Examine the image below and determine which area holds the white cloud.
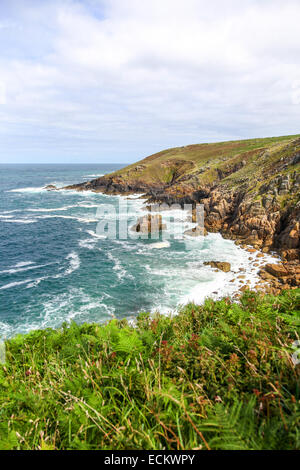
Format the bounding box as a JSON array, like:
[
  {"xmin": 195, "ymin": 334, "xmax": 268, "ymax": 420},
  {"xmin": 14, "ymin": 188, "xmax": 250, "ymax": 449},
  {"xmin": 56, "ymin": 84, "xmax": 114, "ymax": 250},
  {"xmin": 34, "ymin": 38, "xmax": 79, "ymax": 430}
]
[
  {"xmin": 0, "ymin": 0, "xmax": 300, "ymax": 162},
  {"xmin": 292, "ymin": 80, "xmax": 300, "ymax": 105},
  {"xmin": 0, "ymin": 81, "xmax": 6, "ymax": 104}
]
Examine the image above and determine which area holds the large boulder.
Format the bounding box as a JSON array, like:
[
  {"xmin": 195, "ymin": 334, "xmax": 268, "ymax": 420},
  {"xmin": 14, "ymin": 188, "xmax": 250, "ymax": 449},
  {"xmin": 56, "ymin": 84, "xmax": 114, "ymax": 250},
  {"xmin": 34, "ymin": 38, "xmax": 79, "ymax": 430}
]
[
  {"xmin": 131, "ymin": 214, "xmax": 166, "ymax": 234},
  {"xmin": 259, "ymin": 261, "xmax": 300, "ymax": 289},
  {"xmin": 204, "ymin": 261, "xmax": 231, "ymax": 273},
  {"xmin": 264, "ymin": 264, "xmax": 289, "ymax": 278}
]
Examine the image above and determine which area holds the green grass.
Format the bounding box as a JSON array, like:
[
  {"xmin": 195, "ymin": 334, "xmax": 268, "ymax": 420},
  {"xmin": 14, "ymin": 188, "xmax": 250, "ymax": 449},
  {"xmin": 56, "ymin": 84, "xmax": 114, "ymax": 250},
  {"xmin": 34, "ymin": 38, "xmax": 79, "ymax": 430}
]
[
  {"xmin": 109, "ymin": 134, "xmax": 300, "ymax": 187},
  {"xmin": 0, "ymin": 290, "xmax": 299, "ymax": 450}
]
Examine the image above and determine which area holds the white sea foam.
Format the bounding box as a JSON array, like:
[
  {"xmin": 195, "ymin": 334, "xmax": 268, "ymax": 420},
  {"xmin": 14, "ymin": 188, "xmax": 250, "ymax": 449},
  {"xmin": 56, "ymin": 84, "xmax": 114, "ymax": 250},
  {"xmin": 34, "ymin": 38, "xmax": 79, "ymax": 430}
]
[
  {"xmin": 107, "ymin": 252, "xmax": 132, "ymax": 282},
  {"xmin": 25, "ymin": 275, "xmax": 51, "ymax": 288},
  {"xmin": 78, "ymin": 229, "xmax": 106, "ymax": 250},
  {"xmin": 127, "ymin": 193, "xmax": 146, "ymax": 199},
  {"xmin": 15, "ymin": 261, "xmax": 34, "ymax": 268},
  {"xmin": 148, "ymin": 241, "xmax": 171, "ymax": 249},
  {"xmin": 1, "ymin": 218, "xmax": 37, "ymax": 224},
  {"xmin": 58, "ymin": 189, "xmax": 98, "ymax": 197},
  {"xmin": 0, "ymin": 288, "xmax": 114, "ymax": 338},
  {"xmin": 83, "ymin": 174, "xmax": 104, "ymax": 178},
  {"xmin": 179, "ymin": 236, "xmax": 279, "ymax": 305},
  {"xmin": 86, "ymin": 230, "xmax": 107, "ymax": 239},
  {"xmin": 77, "ymin": 204, "xmax": 101, "ymax": 209},
  {"xmin": 0, "ymin": 279, "xmax": 34, "ymax": 290},
  {"xmin": 0, "ymin": 210, "xmax": 20, "ymax": 214},
  {"xmin": 0, "ymin": 262, "xmax": 48, "ymax": 275},
  {"xmin": 27, "ymin": 206, "xmax": 73, "ymax": 212},
  {"xmin": 78, "ymin": 238, "xmax": 97, "ymax": 250},
  {"xmin": 35, "ymin": 214, "xmax": 98, "ymax": 223},
  {"xmin": 6, "ymin": 187, "xmax": 45, "ymax": 193},
  {"xmin": 40, "ymin": 288, "xmax": 115, "ymax": 328},
  {"xmin": 64, "ymin": 252, "xmax": 81, "ymax": 276}
]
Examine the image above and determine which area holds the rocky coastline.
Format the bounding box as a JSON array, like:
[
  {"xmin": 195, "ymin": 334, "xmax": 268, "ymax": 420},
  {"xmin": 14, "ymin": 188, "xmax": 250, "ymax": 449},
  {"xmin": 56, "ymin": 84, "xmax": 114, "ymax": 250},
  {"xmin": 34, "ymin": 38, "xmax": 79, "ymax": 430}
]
[{"xmin": 49, "ymin": 135, "xmax": 300, "ymax": 296}]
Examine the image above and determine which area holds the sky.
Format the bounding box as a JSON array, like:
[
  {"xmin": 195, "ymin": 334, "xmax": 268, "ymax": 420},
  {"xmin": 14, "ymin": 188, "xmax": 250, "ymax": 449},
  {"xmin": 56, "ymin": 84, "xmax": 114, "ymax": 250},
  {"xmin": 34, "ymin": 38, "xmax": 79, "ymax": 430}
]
[{"xmin": 0, "ymin": 0, "xmax": 300, "ymax": 164}]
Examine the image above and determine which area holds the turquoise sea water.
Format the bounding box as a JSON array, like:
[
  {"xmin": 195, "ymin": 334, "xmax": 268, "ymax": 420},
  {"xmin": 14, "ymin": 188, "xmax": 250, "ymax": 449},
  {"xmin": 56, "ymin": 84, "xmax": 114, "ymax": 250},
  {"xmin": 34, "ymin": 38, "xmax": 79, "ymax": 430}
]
[{"xmin": 0, "ymin": 164, "xmax": 276, "ymax": 338}]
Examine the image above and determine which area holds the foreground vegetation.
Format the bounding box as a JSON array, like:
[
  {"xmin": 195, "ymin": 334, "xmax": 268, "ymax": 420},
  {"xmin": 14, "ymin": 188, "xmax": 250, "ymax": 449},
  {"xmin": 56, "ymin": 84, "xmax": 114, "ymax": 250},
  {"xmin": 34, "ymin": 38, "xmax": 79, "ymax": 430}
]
[{"xmin": 0, "ymin": 290, "xmax": 299, "ymax": 450}]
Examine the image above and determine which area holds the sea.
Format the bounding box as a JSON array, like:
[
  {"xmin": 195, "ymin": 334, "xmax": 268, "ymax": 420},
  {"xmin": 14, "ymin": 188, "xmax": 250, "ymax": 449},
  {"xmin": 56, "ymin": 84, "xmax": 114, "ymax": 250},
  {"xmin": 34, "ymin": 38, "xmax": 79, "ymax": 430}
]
[{"xmin": 0, "ymin": 164, "xmax": 278, "ymax": 338}]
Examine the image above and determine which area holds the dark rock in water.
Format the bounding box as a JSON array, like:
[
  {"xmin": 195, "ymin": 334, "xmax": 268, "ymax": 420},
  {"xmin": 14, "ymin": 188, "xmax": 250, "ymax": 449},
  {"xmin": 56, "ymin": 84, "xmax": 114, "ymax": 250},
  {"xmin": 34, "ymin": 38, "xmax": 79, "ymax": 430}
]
[
  {"xmin": 131, "ymin": 214, "xmax": 166, "ymax": 234},
  {"xmin": 204, "ymin": 261, "xmax": 231, "ymax": 273},
  {"xmin": 45, "ymin": 185, "xmax": 58, "ymax": 191}
]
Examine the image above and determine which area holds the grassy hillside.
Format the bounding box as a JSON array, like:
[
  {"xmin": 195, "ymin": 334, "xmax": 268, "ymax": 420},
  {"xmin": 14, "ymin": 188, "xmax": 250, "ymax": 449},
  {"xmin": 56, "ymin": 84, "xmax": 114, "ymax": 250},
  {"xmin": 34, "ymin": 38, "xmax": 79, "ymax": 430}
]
[
  {"xmin": 1, "ymin": 289, "xmax": 299, "ymax": 450},
  {"xmin": 109, "ymin": 134, "xmax": 300, "ymax": 188}
]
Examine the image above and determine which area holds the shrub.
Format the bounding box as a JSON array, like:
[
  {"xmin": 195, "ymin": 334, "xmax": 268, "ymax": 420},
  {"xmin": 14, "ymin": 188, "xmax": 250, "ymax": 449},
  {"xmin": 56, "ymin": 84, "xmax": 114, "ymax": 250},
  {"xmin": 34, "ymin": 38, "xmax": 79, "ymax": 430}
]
[{"xmin": 0, "ymin": 289, "xmax": 299, "ymax": 450}]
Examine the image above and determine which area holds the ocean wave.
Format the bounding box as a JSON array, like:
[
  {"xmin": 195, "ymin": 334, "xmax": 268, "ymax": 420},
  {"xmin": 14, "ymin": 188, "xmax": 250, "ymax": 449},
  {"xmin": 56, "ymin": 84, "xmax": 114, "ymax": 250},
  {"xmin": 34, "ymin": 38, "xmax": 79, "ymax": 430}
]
[
  {"xmin": 26, "ymin": 276, "xmax": 49, "ymax": 289},
  {"xmin": 78, "ymin": 238, "xmax": 97, "ymax": 250},
  {"xmin": 41, "ymin": 288, "xmax": 115, "ymax": 327},
  {"xmin": 107, "ymin": 252, "xmax": 132, "ymax": 282},
  {"xmin": 77, "ymin": 204, "xmax": 102, "ymax": 209},
  {"xmin": 58, "ymin": 189, "xmax": 98, "ymax": 197},
  {"xmin": 27, "ymin": 206, "xmax": 75, "ymax": 212},
  {"xmin": 0, "ymin": 288, "xmax": 115, "ymax": 337},
  {"xmin": 6, "ymin": 187, "xmax": 46, "ymax": 193},
  {"xmin": 82, "ymin": 174, "xmax": 104, "ymax": 178},
  {"xmin": 148, "ymin": 241, "xmax": 171, "ymax": 249},
  {"xmin": 0, "ymin": 262, "xmax": 49, "ymax": 275},
  {"xmin": 0, "ymin": 218, "xmax": 37, "ymax": 224},
  {"xmin": 0, "ymin": 279, "xmax": 34, "ymax": 290},
  {"xmin": 64, "ymin": 252, "xmax": 80, "ymax": 276},
  {"xmin": 86, "ymin": 230, "xmax": 107, "ymax": 239},
  {"xmin": 35, "ymin": 214, "xmax": 99, "ymax": 223},
  {"xmin": 15, "ymin": 261, "xmax": 34, "ymax": 268}
]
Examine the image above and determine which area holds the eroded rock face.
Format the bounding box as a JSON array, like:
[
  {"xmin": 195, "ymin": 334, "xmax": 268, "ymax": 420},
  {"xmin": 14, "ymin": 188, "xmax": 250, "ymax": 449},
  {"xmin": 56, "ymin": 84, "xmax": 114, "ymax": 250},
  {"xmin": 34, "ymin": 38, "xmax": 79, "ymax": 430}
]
[
  {"xmin": 204, "ymin": 261, "xmax": 231, "ymax": 273},
  {"xmin": 131, "ymin": 214, "xmax": 167, "ymax": 234}
]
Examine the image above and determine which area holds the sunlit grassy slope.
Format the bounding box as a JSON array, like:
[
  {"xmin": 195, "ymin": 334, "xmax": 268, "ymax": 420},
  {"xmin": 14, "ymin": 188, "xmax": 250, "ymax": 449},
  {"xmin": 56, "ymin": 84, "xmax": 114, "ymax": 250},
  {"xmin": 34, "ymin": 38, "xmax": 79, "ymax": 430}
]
[{"xmin": 109, "ymin": 134, "xmax": 300, "ymax": 188}]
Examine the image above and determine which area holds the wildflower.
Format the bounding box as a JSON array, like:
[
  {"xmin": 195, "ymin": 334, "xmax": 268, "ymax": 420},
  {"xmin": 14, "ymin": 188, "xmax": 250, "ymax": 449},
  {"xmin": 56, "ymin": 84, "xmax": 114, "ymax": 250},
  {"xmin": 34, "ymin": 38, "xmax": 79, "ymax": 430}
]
[{"xmin": 229, "ymin": 353, "xmax": 239, "ymax": 363}]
